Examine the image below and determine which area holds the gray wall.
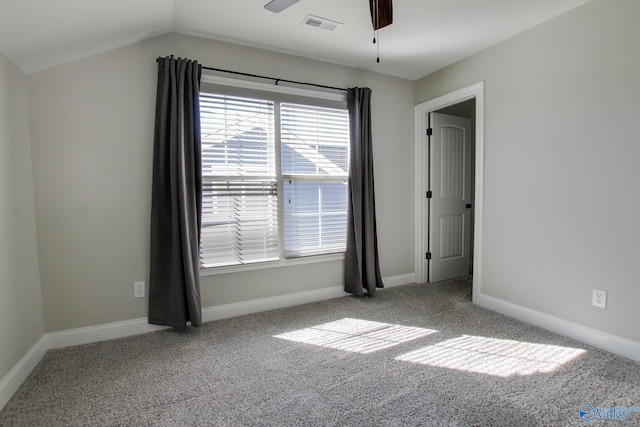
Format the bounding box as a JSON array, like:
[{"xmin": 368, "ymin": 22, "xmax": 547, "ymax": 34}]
[
  {"xmin": 416, "ymin": 0, "xmax": 640, "ymax": 343},
  {"xmin": 28, "ymin": 33, "xmax": 416, "ymax": 332},
  {"xmin": 0, "ymin": 53, "xmax": 44, "ymax": 380}
]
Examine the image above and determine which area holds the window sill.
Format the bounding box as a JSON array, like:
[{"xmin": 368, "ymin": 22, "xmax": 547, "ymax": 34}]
[{"xmin": 199, "ymin": 252, "xmax": 345, "ymax": 277}]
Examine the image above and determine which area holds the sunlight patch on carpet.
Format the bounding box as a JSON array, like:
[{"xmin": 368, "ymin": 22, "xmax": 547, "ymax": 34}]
[
  {"xmin": 274, "ymin": 318, "xmax": 438, "ymax": 354},
  {"xmin": 395, "ymin": 335, "xmax": 587, "ymax": 377}
]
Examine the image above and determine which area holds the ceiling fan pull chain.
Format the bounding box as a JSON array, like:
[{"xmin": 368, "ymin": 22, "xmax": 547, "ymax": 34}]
[
  {"xmin": 373, "ymin": 0, "xmax": 378, "ymax": 45},
  {"xmin": 369, "ymin": 0, "xmax": 390, "ymax": 63}
]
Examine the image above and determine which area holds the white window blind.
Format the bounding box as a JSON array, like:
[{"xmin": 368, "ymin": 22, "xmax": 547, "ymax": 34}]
[
  {"xmin": 199, "ymin": 93, "xmax": 279, "ymax": 268},
  {"xmin": 281, "ymin": 103, "xmax": 350, "ymax": 257}
]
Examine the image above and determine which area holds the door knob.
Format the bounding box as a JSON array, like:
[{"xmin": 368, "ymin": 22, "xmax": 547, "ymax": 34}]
[{"xmin": 466, "ymin": 203, "xmax": 473, "ymax": 209}]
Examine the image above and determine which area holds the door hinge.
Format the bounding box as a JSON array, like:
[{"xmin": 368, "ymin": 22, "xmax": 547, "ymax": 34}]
[
  {"xmin": 426, "ymin": 190, "xmax": 432, "ymax": 199},
  {"xmin": 426, "ymin": 128, "xmax": 433, "ymax": 136},
  {"xmin": 426, "ymin": 252, "xmax": 432, "ymax": 260}
]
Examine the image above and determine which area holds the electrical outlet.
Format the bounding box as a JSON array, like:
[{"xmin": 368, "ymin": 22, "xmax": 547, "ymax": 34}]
[
  {"xmin": 592, "ymin": 288, "xmax": 607, "ymax": 308},
  {"xmin": 134, "ymin": 281, "xmax": 145, "ymax": 298}
]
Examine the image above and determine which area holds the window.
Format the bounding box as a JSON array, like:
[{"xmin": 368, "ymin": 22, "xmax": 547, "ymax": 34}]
[{"xmin": 199, "ymin": 85, "xmax": 349, "ymax": 269}]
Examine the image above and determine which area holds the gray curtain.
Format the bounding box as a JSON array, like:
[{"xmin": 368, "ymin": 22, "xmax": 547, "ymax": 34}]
[
  {"xmin": 344, "ymin": 87, "xmax": 384, "ymax": 296},
  {"xmin": 148, "ymin": 56, "xmax": 203, "ymax": 328}
]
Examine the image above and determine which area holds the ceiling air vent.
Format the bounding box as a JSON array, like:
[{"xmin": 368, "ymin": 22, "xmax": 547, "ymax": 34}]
[{"xmin": 302, "ymin": 15, "xmax": 342, "ymax": 32}]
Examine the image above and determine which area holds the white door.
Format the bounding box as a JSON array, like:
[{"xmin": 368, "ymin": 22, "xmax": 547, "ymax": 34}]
[{"xmin": 428, "ymin": 112, "xmax": 472, "ymax": 282}]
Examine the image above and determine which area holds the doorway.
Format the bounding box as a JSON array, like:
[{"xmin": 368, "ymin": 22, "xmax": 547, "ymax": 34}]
[{"xmin": 413, "ymin": 83, "xmax": 485, "ymax": 301}]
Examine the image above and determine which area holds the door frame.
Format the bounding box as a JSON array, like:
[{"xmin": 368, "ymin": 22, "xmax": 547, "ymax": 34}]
[{"xmin": 413, "ymin": 82, "xmax": 485, "ymax": 303}]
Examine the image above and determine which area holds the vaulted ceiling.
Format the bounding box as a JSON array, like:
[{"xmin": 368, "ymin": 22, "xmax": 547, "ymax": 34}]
[{"xmin": 0, "ymin": 0, "xmax": 591, "ymax": 80}]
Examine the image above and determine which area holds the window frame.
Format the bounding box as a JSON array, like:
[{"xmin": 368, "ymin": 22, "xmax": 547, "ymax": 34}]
[{"xmin": 199, "ymin": 74, "xmax": 349, "ymax": 275}]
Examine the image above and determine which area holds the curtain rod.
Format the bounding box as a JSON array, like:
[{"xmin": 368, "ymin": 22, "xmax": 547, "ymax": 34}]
[{"xmin": 156, "ymin": 57, "xmax": 348, "ymax": 92}]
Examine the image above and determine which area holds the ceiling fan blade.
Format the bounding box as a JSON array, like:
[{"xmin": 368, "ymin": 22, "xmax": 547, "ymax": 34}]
[
  {"xmin": 264, "ymin": 0, "xmax": 301, "ymax": 13},
  {"xmin": 369, "ymin": 0, "xmax": 393, "ymax": 30}
]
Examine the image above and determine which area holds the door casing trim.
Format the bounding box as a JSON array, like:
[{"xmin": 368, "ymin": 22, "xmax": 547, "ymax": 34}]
[{"xmin": 413, "ymin": 82, "xmax": 485, "ymax": 303}]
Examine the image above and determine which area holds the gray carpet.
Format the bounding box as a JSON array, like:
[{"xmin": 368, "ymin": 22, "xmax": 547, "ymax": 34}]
[{"xmin": 2, "ymin": 277, "xmax": 639, "ymax": 426}]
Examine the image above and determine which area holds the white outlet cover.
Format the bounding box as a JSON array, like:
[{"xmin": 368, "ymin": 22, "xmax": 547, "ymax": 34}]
[
  {"xmin": 134, "ymin": 281, "xmax": 145, "ymax": 298},
  {"xmin": 592, "ymin": 288, "xmax": 607, "ymax": 308}
]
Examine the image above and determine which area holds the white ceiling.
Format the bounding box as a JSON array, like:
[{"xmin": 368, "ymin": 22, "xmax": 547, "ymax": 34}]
[{"xmin": 0, "ymin": 0, "xmax": 591, "ymax": 80}]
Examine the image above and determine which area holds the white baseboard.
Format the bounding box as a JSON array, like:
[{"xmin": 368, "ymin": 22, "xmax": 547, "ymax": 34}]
[
  {"xmin": 6, "ymin": 274, "xmax": 636, "ymax": 412},
  {"xmin": 202, "ymin": 272, "xmax": 416, "ymax": 322},
  {"xmin": 46, "ymin": 272, "xmax": 416, "ymax": 350},
  {"xmin": 47, "ymin": 318, "xmax": 169, "ymax": 350},
  {"xmin": 0, "ymin": 336, "xmax": 48, "ymax": 411},
  {"xmin": 203, "ymin": 285, "xmax": 346, "ymax": 322},
  {"xmin": 383, "ymin": 272, "xmax": 415, "ymax": 288},
  {"xmin": 475, "ymin": 292, "xmax": 640, "ymax": 363},
  {"xmin": 10, "ymin": 274, "xmax": 637, "ymax": 412},
  {"xmin": 1, "ymin": 272, "xmax": 416, "ymax": 410}
]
